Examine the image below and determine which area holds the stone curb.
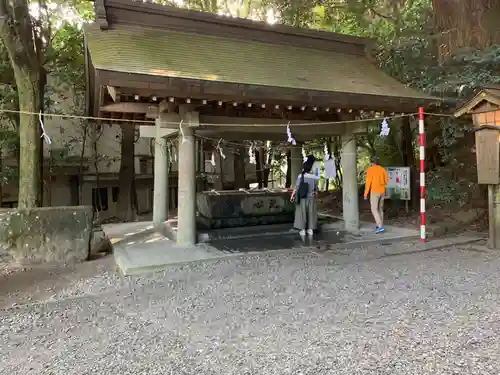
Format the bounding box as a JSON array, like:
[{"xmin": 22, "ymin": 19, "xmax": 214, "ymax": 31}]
[{"xmin": 115, "ymin": 232, "xmax": 483, "ymax": 276}]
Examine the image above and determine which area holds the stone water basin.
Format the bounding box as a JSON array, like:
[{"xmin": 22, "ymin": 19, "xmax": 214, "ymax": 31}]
[{"xmin": 196, "ymin": 188, "xmax": 294, "ymax": 229}]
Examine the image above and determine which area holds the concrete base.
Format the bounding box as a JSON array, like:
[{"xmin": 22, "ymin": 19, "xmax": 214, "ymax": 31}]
[
  {"xmin": 166, "ymin": 215, "xmax": 339, "ymax": 242},
  {"xmin": 114, "ymin": 235, "xmax": 226, "ymax": 275},
  {"xmin": 111, "ymin": 218, "xmax": 483, "ymax": 276},
  {"xmin": 102, "ymin": 221, "xmax": 157, "ymax": 246}
]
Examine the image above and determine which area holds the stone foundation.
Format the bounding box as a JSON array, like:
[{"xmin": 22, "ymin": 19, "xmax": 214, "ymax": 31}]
[
  {"xmin": 196, "ymin": 189, "xmax": 294, "ymax": 229},
  {"xmin": 0, "ymin": 206, "xmax": 94, "ymax": 265}
]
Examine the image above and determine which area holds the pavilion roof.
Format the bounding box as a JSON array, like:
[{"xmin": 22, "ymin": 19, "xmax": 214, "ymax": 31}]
[
  {"xmin": 85, "ymin": 23, "xmax": 432, "ymax": 104},
  {"xmin": 85, "ymin": 0, "xmax": 439, "ymax": 115}
]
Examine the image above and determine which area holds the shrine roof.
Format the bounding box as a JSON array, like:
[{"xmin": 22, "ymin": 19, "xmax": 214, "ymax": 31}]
[
  {"xmin": 454, "ymin": 86, "xmax": 500, "ymax": 117},
  {"xmin": 85, "ymin": 0, "xmax": 437, "ymax": 111}
]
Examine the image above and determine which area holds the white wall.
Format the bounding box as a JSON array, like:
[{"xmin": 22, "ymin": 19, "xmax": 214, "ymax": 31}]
[
  {"xmin": 43, "ymin": 176, "xmax": 73, "ymax": 207},
  {"xmin": 94, "ymin": 123, "xmax": 121, "ymax": 174},
  {"xmin": 43, "ymin": 76, "xmax": 93, "ymax": 160}
]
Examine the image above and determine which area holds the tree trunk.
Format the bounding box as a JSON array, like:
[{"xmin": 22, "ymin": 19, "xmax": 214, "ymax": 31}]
[
  {"xmin": 92, "ymin": 123, "xmax": 103, "ymax": 213},
  {"xmin": 286, "ymin": 150, "xmax": 292, "ymax": 188},
  {"xmin": 1, "ymin": 0, "xmax": 45, "ymax": 208},
  {"xmin": 432, "ymin": 0, "xmax": 500, "ymax": 60},
  {"xmin": 262, "ymin": 154, "xmax": 270, "ymax": 188},
  {"xmin": 333, "ymin": 137, "xmax": 342, "ymax": 189},
  {"xmin": 0, "ymin": 146, "xmax": 3, "ymax": 207},
  {"xmin": 233, "ymin": 146, "xmax": 246, "ymax": 189},
  {"xmin": 401, "ymin": 117, "xmax": 415, "ymax": 168},
  {"xmin": 255, "ymin": 149, "xmax": 263, "ymax": 188},
  {"xmin": 217, "ymin": 152, "xmax": 225, "ymax": 189},
  {"xmin": 263, "ymin": 168, "xmax": 270, "ymax": 188},
  {"xmin": 400, "ymin": 117, "xmax": 418, "ymax": 210},
  {"xmin": 45, "ymin": 149, "xmax": 53, "ymax": 206},
  {"xmin": 258, "ymin": 149, "xmax": 271, "ymax": 188},
  {"xmin": 116, "ymin": 124, "xmax": 137, "ymax": 221},
  {"xmin": 17, "ymin": 71, "xmax": 43, "ymax": 208}
]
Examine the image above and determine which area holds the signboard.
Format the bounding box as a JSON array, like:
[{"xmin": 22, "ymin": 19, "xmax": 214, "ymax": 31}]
[{"xmin": 384, "ymin": 167, "xmax": 410, "ymax": 200}]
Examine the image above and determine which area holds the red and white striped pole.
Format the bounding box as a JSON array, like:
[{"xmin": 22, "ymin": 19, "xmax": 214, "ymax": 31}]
[{"xmin": 418, "ymin": 107, "xmax": 426, "ymax": 242}]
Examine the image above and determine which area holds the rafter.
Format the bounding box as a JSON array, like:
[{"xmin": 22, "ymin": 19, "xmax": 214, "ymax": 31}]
[{"xmin": 107, "ymin": 86, "xmax": 120, "ymax": 102}]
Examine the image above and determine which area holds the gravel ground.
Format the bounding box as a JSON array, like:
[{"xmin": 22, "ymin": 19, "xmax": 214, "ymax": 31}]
[{"xmin": 1, "ymin": 242, "xmax": 500, "ymax": 375}]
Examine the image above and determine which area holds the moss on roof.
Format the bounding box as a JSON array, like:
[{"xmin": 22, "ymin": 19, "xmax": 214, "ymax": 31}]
[{"xmin": 85, "ymin": 24, "xmax": 431, "ymax": 100}]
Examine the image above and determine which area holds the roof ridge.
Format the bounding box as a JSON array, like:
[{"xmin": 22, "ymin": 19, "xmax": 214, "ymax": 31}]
[
  {"xmin": 95, "ymin": 0, "xmax": 370, "ymax": 55},
  {"xmin": 91, "ymin": 23, "xmax": 364, "ymax": 55}
]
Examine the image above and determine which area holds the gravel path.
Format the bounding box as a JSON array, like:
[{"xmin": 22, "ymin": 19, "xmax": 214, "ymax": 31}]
[{"xmin": 1, "ymin": 242, "xmax": 500, "ymax": 375}]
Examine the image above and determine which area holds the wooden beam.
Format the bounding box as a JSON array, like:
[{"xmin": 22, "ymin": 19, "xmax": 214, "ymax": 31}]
[
  {"xmin": 199, "ymin": 115, "xmax": 324, "ymax": 126},
  {"xmin": 139, "ymin": 125, "xmax": 177, "ymax": 138},
  {"xmin": 205, "ymin": 125, "xmax": 346, "ymax": 135},
  {"xmin": 100, "ymin": 102, "xmax": 158, "ymax": 116},
  {"xmin": 199, "ymin": 116, "xmax": 362, "ymax": 135},
  {"xmin": 140, "ymin": 114, "xmax": 368, "ymax": 135},
  {"xmin": 147, "ymin": 106, "xmax": 159, "ymax": 119},
  {"xmin": 98, "ymin": 104, "xmax": 368, "ymax": 135},
  {"xmin": 98, "ymin": 69, "xmax": 439, "ymax": 113},
  {"xmin": 195, "ymin": 130, "xmax": 298, "ymax": 141},
  {"xmin": 194, "ymin": 129, "xmax": 367, "ymax": 141},
  {"xmin": 95, "ymin": 0, "xmax": 109, "ymax": 30},
  {"xmin": 107, "ymin": 86, "xmax": 120, "ymax": 102},
  {"xmin": 94, "ymin": 83, "xmax": 105, "ymax": 121}
]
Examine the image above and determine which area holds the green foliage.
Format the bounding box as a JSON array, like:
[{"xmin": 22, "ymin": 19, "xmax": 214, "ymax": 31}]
[
  {"xmin": 0, "ymin": 125, "xmax": 19, "ymax": 185},
  {"xmin": 0, "ymin": 43, "xmax": 18, "ymax": 128},
  {"xmin": 263, "ymin": 0, "xmax": 318, "ymax": 27},
  {"xmin": 0, "ymin": 0, "xmax": 92, "ymax": 207},
  {"xmin": 426, "ymin": 171, "xmax": 471, "ymax": 206},
  {"xmin": 48, "ymin": 23, "xmax": 86, "ymax": 92},
  {"xmin": 0, "ymin": 126, "xmax": 18, "ymax": 151},
  {"xmin": 309, "ymin": 0, "xmax": 490, "ymax": 207},
  {"xmin": 159, "ymin": 0, "xmax": 262, "ymax": 19},
  {"xmin": 431, "ymin": 117, "xmax": 473, "ymax": 163},
  {"xmin": 0, "ymin": 42, "xmax": 19, "ymax": 184},
  {"xmin": 430, "ymin": 44, "xmax": 500, "ymax": 96}
]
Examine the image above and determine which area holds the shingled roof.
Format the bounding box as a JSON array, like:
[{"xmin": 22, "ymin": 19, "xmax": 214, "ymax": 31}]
[
  {"xmin": 86, "ymin": 0, "xmax": 437, "ymax": 112},
  {"xmin": 86, "ymin": 24, "xmax": 431, "ymax": 101}
]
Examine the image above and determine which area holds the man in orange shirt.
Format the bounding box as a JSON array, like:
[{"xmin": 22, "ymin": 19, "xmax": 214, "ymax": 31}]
[{"xmin": 364, "ymin": 155, "xmax": 388, "ymax": 233}]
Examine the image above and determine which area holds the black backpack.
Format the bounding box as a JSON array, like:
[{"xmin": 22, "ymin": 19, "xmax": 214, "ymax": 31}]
[{"xmin": 296, "ymin": 172, "xmax": 309, "ymax": 203}]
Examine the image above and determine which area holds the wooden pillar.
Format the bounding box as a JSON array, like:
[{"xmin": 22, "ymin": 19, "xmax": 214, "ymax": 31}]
[{"xmin": 474, "ymin": 126, "xmax": 500, "ymax": 248}]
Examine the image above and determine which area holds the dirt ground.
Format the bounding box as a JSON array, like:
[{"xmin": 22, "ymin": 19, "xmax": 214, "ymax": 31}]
[
  {"xmin": 316, "ymin": 191, "xmax": 488, "ymax": 232},
  {"xmin": 0, "ymin": 255, "xmax": 114, "ymax": 309}
]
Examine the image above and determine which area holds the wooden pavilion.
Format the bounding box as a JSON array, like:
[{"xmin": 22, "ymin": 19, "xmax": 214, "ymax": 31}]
[{"xmin": 85, "ymin": 0, "xmax": 436, "ymax": 245}]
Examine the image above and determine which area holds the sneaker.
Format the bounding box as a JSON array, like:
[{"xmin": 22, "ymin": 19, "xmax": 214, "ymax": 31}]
[
  {"xmin": 376, "ymin": 227, "xmax": 385, "ymax": 233},
  {"xmin": 375, "ymin": 226, "xmax": 380, "ymax": 232},
  {"xmin": 306, "ymin": 229, "xmax": 314, "ymax": 236},
  {"xmin": 299, "ymin": 230, "xmax": 306, "ymax": 236}
]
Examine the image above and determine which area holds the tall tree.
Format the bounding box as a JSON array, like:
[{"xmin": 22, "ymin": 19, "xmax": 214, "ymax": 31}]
[
  {"xmin": 184, "ymin": 0, "xmax": 260, "ymax": 18},
  {"xmin": 432, "ymin": 0, "xmax": 500, "ymax": 59},
  {"xmin": 233, "ymin": 146, "xmax": 246, "ymax": 189},
  {"xmin": 1, "ymin": 0, "xmax": 93, "ymax": 208},
  {"xmin": 263, "ymin": 0, "xmax": 318, "ymax": 26},
  {"xmin": 0, "ymin": 0, "xmax": 47, "ymax": 207},
  {"xmin": 116, "ymin": 123, "xmax": 137, "ymax": 221}
]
